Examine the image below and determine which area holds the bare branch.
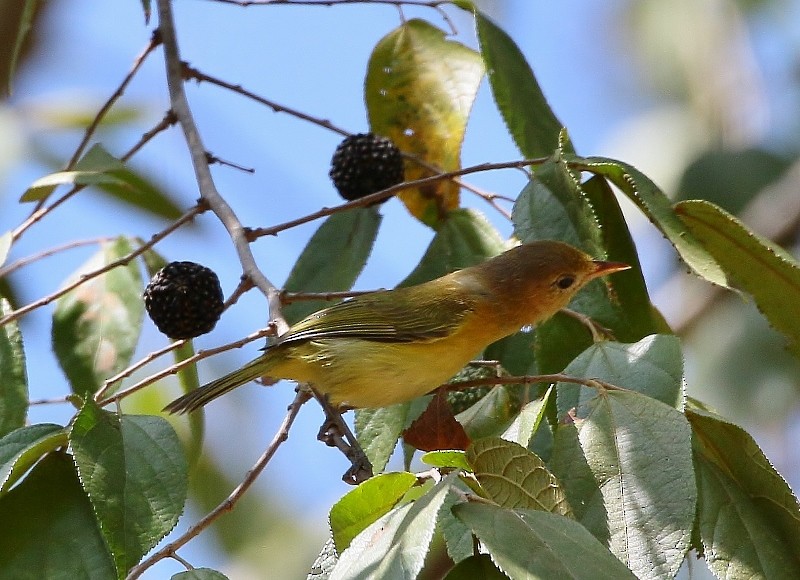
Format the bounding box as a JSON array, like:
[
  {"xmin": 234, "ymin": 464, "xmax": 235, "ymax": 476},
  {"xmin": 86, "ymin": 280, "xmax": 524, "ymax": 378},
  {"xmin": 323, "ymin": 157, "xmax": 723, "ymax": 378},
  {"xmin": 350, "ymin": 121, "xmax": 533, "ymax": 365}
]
[{"xmin": 156, "ymin": 0, "xmax": 288, "ymax": 333}]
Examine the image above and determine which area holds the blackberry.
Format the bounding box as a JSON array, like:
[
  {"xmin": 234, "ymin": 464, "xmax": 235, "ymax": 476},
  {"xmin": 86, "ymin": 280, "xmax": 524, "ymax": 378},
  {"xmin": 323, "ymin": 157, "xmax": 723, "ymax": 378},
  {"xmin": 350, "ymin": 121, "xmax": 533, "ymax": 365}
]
[
  {"xmin": 144, "ymin": 261, "xmax": 224, "ymax": 339},
  {"xmin": 447, "ymin": 386, "xmax": 492, "ymax": 415},
  {"xmin": 329, "ymin": 133, "xmax": 404, "ymax": 201}
]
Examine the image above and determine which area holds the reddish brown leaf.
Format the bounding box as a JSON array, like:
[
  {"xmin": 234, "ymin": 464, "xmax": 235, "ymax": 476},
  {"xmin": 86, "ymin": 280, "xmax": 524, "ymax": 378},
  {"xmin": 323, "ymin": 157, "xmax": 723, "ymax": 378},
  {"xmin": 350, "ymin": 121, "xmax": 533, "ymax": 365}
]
[{"xmin": 403, "ymin": 390, "xmax": 471, "ymax": 452}]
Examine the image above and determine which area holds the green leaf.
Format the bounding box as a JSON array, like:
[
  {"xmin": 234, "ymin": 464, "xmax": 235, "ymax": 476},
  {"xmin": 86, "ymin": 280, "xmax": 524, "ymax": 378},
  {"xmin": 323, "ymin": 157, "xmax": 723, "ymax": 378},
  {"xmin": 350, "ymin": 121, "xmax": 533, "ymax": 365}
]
[
  {"xmin": 0, "ymin": 298, "xmax": 27, "ymax": 436},
  {"xmin": 0, "ymin": 451, "xmax": 116, "ymax": 579},
  {"xmin": 453, "ymin": 503, "xmax": 636, "ymax": 579},
  {"xmin": 329, "ymin": 471, "xmax": 418, "ymax": 553},
  {"xmin": 172, "ymin": 569, "xmax": 229, "ymax": 580},
  {"xmin": 444, "ymin": 554, "xmax": 507, "ymax": 579},
  {"xmin": 581, "ymin": 175, "xmax": 670, "ymax": 340},
  {"xmin": 4, "ymin": 0, "xmax": 39, "ymax": 96},
  {"xmin": 677, "ymin": 148, "xmax": 791, "ymax": 215},
  {"xmin": 309, "ymin": 537, "xmax": 338, "ymax": 580},
  {"xmin": 366, "ymin": 19, "xmax": 484, "ymax": 226},
  {"xmin": 688, "ymin": 408, "xmax": 800, "ymax": 575},
  {"xmin": 675, "ymin": 199, "xmax": 800, "ymax": 357},
  {"xmin": 501, "ymin": 386, "xmax": 552, "ymax": 448},
  {"xmin": 556, "ymin": 334, "xmax": 684, "ymax": 417},
  {"xmin": 52, "ymin": 236, "xmax": 143, "ymax": 397},
  {"xmin": 282, "ymin": 207, "xmax": 382, "ymax": 324},
  {"xmin": 554, "ymin": 390, "xmax": 695, "ymax": 579},
  {"xmin": 473, "ymin": 11, "xmax": 569, "ymax": 158},
  {"xmin": 420, "ymin": 450, "xmax": 471, "ymax": 471},
  {"xmin": 521, "ymin": 155, "xmax": 603, "ymax": 255},
  {"xmin": 354, "ymin": 404, "xmax": 409, "ymax": 473},
  {"xmin": 569, "ymin": 155, "xmax": 729, "ymax": 287},
  {"xmin": 22, "ymin": 144, "xmax": 183, "ymax": 219},
  {"xmin": 400, "ymin": 208, "xmax": 505, "ymax": 287},
  {"xmin": 0, "ymin": 423, "xmax": 67, "ymax": 495},
  {"xmin": 70, "ymin": 400, "xmax": 187, "ymax": 578},
  {"xmin": 330, "ymin": 475, "xmax": 454, "ymax": 579},
  {"xmin": 455, "ymin": 385, "xmax": 518, "ymax": 440},
  {"xmin": 467, "ymin": 437, "xmax": 572, "ymax": 516}
]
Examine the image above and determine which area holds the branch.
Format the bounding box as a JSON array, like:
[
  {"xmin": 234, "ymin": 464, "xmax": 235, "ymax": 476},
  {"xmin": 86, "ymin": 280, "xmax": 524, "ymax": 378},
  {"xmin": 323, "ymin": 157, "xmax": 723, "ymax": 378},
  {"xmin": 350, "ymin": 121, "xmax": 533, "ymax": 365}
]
[
  {"xmin": 124, "ymin": 388, "xmax": 310, "ymax": 579},
  {"xmin": 250, "ymin": 157, "xmax": 548, "ymax": 238},
  {"xmin": 97, "ymin": 326, "xmax": 275, "ymax": 407},
  {"xmin": 446, "ymin": 373, "xmax": 624, "ymax": 393},
  {"xmin": 0, "ymin": 204, "xmax": 205, "ymax": 328},
  {"xmin": 156, "ymin": 0, "xmax": 288, "ymax": 333},
  {"xmin": 11, "ymin": 111, "xmax": 177, "ymax": 243}
]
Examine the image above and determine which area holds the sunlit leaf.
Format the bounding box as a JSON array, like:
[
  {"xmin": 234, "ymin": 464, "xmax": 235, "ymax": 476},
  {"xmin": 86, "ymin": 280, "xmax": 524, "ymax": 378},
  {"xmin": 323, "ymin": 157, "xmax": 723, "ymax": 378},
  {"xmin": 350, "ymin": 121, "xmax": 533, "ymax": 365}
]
[
  {"xmin": 366, "ymin": 19, "xmax": 484, "ymax": 226},
  {"xmin": 0, "ymin": 423, "xmax": 66, "ymax": 495},
  {"xmin": 472, "ymin": 10, "xmax": 569, "ymax": 158},
  {"xmin": 282, "ymin": 207, "xmax": 381, "ymax": 324},
  {"xmin": 676, "ymin": 199, "xmax": 800, "ymax": 358},
  {"xmin": 329, "ymin": 471, "xmax": 417, "ymax": 552},
  {"xmin": 70, "ymin": 400, "xmax": 187, "ymax": 578},
  {"xmin": 581, "ymin": 175, "xmax": 670, "ymax": 340},
  {"xmin": 556, "ymin": 334, "xmax": 684, "ymax": 417},
  {"xmin": 330, "ymin": 475, "xmax": 454, "ymax": 579},
  {"xmin": 420, "ymin": 450, "xmax": 470, "ymax": 471},
  {"xmin": 22, "ymin": 144, "xmax": 183, "ymax": 219},
  {"xmin": 0, "ymin": 451, "xmax": 116, "ymax": 578},
  {"xmin": 467, "ymin": 437, "xmax": 572, "ymax": 516},
  {"xmin": 0, "ymin": 298, "xmax": 27, "ymax": 436},
  {"xmin": 354, "ymin": 404, "xmax": 410, "ymax": 474},
  {"xmin": 52, "ymin": 236, "xmax": 143, "ymax": 397},
  {"xmin": 567, "ymin": 155, "xmax": 729, "ymax": 287},
  {"xmin": 688, "ymin": 407, "xmax": 800, "ymax": 575},
  {"xmin": 454, "ymin": 503, "xmax": 636, "ymax": 579},
  {"xmin": 171, "ymin": 569, "xmax": 229, "ymax": 580},
  {"xmin": 551, "ymin": 389, "xmax": 695, "ymax": 579},
  {"xmin": 501, "ymin": 386, "xmax": 552, "ymax": 448}
]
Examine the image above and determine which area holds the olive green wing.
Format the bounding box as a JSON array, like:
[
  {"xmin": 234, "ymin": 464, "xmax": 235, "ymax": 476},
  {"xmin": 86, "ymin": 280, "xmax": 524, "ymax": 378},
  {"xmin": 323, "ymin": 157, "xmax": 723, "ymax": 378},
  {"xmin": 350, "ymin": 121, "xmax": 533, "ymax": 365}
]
[{"xmin": 278, "ymin": 282, "xmax": 477, "ymax": 345}]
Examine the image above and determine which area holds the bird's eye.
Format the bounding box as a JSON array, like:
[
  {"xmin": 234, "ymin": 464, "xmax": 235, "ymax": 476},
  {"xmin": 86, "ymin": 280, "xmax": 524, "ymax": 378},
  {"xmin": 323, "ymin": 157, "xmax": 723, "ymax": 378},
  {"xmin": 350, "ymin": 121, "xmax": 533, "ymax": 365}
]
[{"xmin": 555, "ymin": 275, "xmax": 575, "ymax": 290}]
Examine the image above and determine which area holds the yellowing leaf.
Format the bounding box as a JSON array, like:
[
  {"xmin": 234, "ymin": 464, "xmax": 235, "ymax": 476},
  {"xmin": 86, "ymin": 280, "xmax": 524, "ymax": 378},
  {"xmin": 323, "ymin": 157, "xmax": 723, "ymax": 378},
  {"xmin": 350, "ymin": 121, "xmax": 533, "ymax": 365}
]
[{"xmin": 366, "ymin": 19, "xmax": 484, "ymax": 227}]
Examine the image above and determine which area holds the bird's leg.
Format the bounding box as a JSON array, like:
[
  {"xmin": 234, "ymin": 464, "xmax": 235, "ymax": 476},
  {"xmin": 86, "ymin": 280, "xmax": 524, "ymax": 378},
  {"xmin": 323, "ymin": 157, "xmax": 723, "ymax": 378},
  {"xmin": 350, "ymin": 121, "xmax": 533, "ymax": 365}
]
[{"xmin": 308, "ymin": 386, "xmax": 373, "ymax": 485}]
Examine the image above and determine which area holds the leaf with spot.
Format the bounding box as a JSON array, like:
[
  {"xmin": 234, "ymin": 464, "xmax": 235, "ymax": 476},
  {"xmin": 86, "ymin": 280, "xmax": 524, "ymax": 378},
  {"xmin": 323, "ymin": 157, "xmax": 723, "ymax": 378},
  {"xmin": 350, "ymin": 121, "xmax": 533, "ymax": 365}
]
[{"xmin": 366, "ymin": 19, "xmax": 484, "ymax": 226}]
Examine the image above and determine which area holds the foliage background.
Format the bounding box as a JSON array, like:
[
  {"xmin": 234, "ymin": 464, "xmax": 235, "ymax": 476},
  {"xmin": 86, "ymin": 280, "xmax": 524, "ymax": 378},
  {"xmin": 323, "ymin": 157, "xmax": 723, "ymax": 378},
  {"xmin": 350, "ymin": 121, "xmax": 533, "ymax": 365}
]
[{"xmin": 1, "ymin": 0, "xmax": 799, "ymax": 577}]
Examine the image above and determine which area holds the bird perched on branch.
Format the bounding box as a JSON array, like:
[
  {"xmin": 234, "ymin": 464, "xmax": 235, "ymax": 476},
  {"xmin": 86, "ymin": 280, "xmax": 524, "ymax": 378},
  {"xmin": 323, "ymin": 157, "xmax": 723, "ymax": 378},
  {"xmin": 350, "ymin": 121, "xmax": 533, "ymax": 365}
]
[{"xmin": 165, "ymin": 240, "xmax": 628, "ymax": 414}]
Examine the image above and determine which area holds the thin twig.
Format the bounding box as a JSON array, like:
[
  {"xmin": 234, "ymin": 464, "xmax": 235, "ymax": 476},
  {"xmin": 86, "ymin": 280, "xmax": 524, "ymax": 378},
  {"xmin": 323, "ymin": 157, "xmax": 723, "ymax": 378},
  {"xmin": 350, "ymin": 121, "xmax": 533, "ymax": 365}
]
[
  {"xmin": 250, "ymin": 157, "xmax": 548, "ymax": 238},
  {"xmin": 446, "ymin": 373, "xmax": 624, "ymax": 393},
  {"xmin": 185, "ymin": 64, "xmax": 512, "ymax": 220},
  {"xmin": 0, "ymin": 204, "xmax": 205, "ymax": 328},
  {"xmin": 94, "ymin": 276, "xmax": 256, "ymax": 402},
  {"xmin": 97, "ymin": 326, "xmax": 275, "ymax": 407},
  {"xmin": 0, "ymin": 237, "xmax": 113, "ymax": 278},
  {"xmin": 184, "ymin": 64, "xmax": 350, "ymax": 137},
  {"xmin": 67, "ymin": 32, "xmax": 163, "ymax": 170},
  {"xmin": 12, "ymin": 111, "xmax": 177, "ymax": 243},
  {"xmin": 157, "ymin": 0, "xmax": 287, "ymax": 333},
  {"xmin": 280, "ymin": 288, "xmax": 382, "ymax": 304},
  {"xmin": 124, "ymin": 388, "xmax": 310, "ymax": 580}
]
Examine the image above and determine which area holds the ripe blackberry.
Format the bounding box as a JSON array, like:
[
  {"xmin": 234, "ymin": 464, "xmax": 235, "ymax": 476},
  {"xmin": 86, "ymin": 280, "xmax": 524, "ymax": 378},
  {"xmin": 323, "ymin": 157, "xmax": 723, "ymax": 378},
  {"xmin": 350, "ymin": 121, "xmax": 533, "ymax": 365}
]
[
  {"xmin": 144, "ymin": 261, "xmax": 224, "ymax": 340},
  {"xmin": 329, "ymin": 133, "xmax": 404, "ymax": 201}
]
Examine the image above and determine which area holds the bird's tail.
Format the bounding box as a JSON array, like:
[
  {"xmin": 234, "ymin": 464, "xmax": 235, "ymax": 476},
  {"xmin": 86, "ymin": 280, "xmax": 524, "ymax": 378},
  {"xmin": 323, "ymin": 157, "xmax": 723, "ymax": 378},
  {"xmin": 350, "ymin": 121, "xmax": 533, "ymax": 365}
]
[{"xmin": 163, "ymin": 355, "xmax": 272, "ymax": 415}]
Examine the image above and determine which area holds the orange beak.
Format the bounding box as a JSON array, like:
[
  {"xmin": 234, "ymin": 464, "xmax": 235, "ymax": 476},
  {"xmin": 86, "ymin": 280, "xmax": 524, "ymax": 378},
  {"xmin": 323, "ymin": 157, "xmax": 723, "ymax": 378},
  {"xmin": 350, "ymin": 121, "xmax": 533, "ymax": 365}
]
[{"xmin": 588, "ymin": 260, "xmax": 630, "ymax": 280}]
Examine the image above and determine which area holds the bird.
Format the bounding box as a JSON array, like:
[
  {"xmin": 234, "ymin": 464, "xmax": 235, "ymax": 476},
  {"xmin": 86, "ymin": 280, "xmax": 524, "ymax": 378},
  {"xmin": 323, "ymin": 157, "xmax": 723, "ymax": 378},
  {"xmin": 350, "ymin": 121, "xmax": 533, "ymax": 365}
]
[{"xmin": 164, "ymin": 240, "xmax": 629, "ymax": 414}]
